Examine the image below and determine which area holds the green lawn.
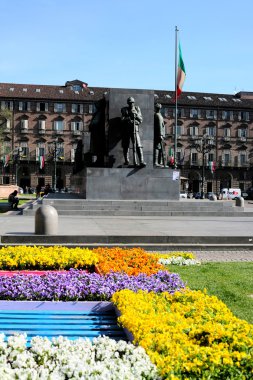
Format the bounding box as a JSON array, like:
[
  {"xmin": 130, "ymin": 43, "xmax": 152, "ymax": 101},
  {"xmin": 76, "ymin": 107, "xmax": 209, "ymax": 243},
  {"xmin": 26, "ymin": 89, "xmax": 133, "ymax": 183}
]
[{"xmin": 168, "ymin": 262, "xmax": 253, "ymax": 324}]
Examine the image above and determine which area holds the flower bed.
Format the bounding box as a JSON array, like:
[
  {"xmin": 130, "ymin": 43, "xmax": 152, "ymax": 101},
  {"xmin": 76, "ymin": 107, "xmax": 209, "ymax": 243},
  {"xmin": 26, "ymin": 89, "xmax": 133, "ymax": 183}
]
[
  {"xmin": 112, "ymin": 289, "xmax": 253, "ymax": 379},
  {"xmin": 0, "ymin": 246, "xmax": 98, "ymax": 270},
  {"xmin": 0, "ymin": 334, "xmax": 158, "ymax": 379},
  {"xmin": 1, "ymin": 246, "xmax": 252, "ymax": 378},
  {"xmin": 0, "ymin": 270, "xmax": 185, "ymax": 301},
  {"xmin": 93, "ymin": 247, "xmax": 164, "ymax": 275}
]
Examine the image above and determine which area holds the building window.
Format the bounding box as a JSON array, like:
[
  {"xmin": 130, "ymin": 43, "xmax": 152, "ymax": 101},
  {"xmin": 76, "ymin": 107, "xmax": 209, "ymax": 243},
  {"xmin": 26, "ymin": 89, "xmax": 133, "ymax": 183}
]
[
  {"xmin": 190, "ymin": 109, "xmax": 201, "ymax": 118},
  {"xmin": 161, "ymin": 107, "xmax": 170, "ymax": 117},
  {"xmin": 71, "ymin": 121, "xmax": 83, "ymax": 131},
  {"xmin": 72, "ymin": 85, "xmax": 81, "ymax": 92},
  {"xmin": 190, "ymin": 126, "xmax": 198, "ymax": 136},
  {"xmin": 173, "ymin": 125, "xmax": 182, "ymax": 135},
  {"xmin": 54, "ymin": 120, "xmax": 64, "ymax": 131},
  {"xmin": 240, "ymin": 153, "xmax": 246, "ymax": 165},
  {"xmin": 238, "ymin": 128, "xmax": 247, "ymax": 138},
  {"xmin": 206, "ymin": 110, "xmax": 217, "ymax": 120},
  {"xmin": 71, "ymin": 104, "xmax": 83, "ymax": 113},
  {"xmin": 223, "ymin": 152, "xmax": 230, "ymax": 165},
  {"xmin": 36, "ymin": 144, "xmax": 45, "ymax": 161},
  {"xmin": 18, "ymin": 102, "xmax": 31, "ymax": 111},
  {"xmin": 20, "ymin": 143, "xmax": 29, "ymax": 159},
  {"xmin": 222, "ymin": 110, "xmax": 233, "ymax": 120},
  {"xmin": 1, "ymin": 101, "xmax": 13, "ymax": 110},
  {"xmin": 21, "ymin": 119, "xmax": 28, "ymax": 130},
  {"xmin": 173, "ymin": 108, "xmax": 185, "ymax": 118},
  {"xmin": 54, "ymin": 103, "xmax": 66, "ymax": 113},
  {"xmin": 224, "ymin": 127, "xmax": 231, "ymax": 137},
  {"xmin": 238, "ymin": 111, "xmax": 250, "ymax": 121},
  {"xmin": 83, "ymin": 103, "xmax": 96, "ymax": 114},
  {"xmin": 36, "ymin": 102, "xmax": 48, "ymax": 112},
  {"xmin": 57, "ymin": 144, "xmax": 64, "ymax": 161},
  {"xmin": 208, "ymin": 153, "xmax": 214, "ymax": 162},
  {"xmin": 191, "ymin": 152, "xmax": 198, "ymax": 164},
  {"xmin": 38, "ymin": 119, "xmax": 46, "ymax": 130},
  {"xmin": 206, "ymin": 126, "xmax": 215, "ymax": 136}
]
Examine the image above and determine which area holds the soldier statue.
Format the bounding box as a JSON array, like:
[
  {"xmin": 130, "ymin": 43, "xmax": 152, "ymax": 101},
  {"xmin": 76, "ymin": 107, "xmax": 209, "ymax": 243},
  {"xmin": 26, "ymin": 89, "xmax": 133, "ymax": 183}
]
[
  {"xmin": 154, "ymin": 103, "xmax": 166, "ymax": 167},
  {"xmin": 121, "ymin": 97, "xmax": 146, "ymax": 167}
]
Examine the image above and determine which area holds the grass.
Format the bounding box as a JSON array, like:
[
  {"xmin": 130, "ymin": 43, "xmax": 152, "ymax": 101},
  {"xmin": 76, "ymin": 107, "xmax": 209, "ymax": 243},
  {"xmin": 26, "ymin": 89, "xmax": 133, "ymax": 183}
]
[
  {"xmin": 168, "ymin": 262, "xmax": 253, "ymax": 324},
  {"xmin": 0, "ymin": 197, "xmax": 35, "ymax": 213}
]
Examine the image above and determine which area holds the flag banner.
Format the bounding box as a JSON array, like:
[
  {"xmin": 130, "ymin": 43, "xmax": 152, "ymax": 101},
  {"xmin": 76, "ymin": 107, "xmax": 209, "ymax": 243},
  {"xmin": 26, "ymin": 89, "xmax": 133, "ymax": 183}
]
[
  {"xmin": 209, "ymin": 161, "xmax": 216, "ymax": 173},
  {"xmin": 4, "ymin": 154, "xmax": 10, "ymax": 167},
  {"xmin": 168, "ymin": 147, "xmax": 175, "ymax": 166},
  {"xmin": 39, "ymin": 155, "xmax": 45, "ymax": 169},
  {"xmin": 176, "ymin": 43, "xmax": 186, "ymax": 98}
]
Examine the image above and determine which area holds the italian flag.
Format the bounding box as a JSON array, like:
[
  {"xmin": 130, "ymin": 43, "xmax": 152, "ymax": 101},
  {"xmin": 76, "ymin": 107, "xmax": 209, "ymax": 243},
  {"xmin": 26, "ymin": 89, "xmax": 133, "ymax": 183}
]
[
  {"xmin": 209, "ymin": 161, "xmax": 216, "ymax": 174},
  {"xmin": 176, "ymin": 43, "xmax": 186, "ymax": 98},
  {"xmin": 39, "ymin": 155, "xmax": 45, "ymax": 169},
  {"xmin": 168, "ymin": 147, "xmax": 174, "ymax": 165}
]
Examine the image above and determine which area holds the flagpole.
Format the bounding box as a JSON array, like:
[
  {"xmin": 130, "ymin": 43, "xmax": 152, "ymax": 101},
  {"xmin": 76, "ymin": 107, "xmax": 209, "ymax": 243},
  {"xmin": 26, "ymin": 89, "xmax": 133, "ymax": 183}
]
[{"xmin": 174, "ymin": 26, "xmax": 178, "ymax": 169}]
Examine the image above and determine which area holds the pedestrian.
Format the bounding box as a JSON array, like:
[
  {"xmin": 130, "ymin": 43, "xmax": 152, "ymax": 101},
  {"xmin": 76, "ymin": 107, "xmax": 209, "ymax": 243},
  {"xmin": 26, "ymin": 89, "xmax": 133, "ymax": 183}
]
[{"xmin": 8, "ymin": 190, "xmax": 19, "ymax": 210}]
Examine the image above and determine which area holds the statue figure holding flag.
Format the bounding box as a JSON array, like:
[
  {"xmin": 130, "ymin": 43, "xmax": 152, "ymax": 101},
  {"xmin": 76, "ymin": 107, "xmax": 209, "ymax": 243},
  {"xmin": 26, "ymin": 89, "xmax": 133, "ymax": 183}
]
[{"xmin": 121, "ymin": 97, "xmax": 146, "ymax": 167}]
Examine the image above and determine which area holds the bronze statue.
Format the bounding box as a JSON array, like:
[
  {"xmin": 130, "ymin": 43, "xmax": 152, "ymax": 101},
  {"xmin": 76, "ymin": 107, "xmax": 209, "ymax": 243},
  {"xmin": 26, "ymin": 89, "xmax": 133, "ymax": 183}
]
[
  {"xmin": 121, "ymin": 97, "xmax": 146, "ymax": 167},
  {"xmin": 154, "ymin": 103, "xmax": 166, "ymax": 167}
]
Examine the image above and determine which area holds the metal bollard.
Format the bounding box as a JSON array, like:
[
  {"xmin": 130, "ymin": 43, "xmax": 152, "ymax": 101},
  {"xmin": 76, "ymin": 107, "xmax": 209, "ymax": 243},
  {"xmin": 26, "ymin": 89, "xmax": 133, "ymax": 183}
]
[
  {"xmin": 35, "ymin": 205, "xmax": 58, "ymax": 235},
  {"xmin": 235, "ymin": 197, "xmax": 244, "ymax": 207}
]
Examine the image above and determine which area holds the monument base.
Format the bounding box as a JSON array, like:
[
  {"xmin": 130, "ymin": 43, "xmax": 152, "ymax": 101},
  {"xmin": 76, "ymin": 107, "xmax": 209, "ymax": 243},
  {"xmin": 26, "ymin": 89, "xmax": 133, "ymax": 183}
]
[{"xmin": 85, "ymin": 167, "xmax": 179, "ymax": 200}]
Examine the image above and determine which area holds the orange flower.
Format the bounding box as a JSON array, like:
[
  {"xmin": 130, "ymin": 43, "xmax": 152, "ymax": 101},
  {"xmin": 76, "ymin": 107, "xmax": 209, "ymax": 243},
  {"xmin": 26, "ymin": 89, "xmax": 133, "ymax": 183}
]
[{"xmin": 93, "ymin": 247, "xmax": 164, "ymax": 276}]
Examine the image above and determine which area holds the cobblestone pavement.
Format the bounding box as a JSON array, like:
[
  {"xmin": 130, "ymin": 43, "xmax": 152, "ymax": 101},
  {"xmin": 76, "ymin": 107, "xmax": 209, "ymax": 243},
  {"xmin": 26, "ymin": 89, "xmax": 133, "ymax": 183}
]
[{"xmin": 164, "ymin": 250, "xmax": 253, "ymax": 262}]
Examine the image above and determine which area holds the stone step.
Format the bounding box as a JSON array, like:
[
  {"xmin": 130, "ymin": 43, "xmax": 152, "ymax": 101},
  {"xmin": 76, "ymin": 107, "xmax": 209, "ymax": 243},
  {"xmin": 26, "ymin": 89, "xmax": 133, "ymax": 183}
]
[
  {"xmin": 22, "ymin": 197, "xmax": 246, "ymax": 217},
  {"xmin": 1, "ymin": 235, "xmax": 253, "ymax": 251}
]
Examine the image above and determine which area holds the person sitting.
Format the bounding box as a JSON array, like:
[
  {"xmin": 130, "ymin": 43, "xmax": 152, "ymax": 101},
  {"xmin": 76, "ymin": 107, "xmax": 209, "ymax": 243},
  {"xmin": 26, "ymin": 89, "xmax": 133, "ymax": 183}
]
[{"xmin": 8, "ymin": 190, "xmax": 19, "ymax": 210}]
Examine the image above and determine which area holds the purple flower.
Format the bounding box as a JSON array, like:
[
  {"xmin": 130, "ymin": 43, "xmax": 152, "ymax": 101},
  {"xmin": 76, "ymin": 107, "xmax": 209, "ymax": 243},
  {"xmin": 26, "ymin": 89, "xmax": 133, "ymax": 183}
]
[{"xmin": 0, "ymin": 270, "xmax": 185, "ymax": 301}]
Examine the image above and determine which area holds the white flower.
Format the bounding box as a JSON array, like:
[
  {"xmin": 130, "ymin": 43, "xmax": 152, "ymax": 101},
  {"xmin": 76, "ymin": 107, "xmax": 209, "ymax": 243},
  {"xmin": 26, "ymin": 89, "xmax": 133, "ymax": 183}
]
[{"xmin": 159, "ymin": 256, "xmax": 201, "ymax": 266}]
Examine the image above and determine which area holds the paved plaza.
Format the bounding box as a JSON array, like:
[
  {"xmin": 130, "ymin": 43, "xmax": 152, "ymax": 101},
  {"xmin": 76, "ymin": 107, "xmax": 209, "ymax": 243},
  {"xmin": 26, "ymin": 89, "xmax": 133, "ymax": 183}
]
[{"xmin": 1, "ymin": 207, "xmax": 253, "ymax": 261}]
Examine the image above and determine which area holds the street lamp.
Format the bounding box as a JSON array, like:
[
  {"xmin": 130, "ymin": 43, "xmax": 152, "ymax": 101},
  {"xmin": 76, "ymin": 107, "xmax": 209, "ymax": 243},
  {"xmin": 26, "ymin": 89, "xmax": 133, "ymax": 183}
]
[
  {"xmin": 13, "ymin": 147, "xmax": 23, "ymax": 186},
  {"xmin": 194, "ymin": 134, "xmax": 215, "ymax": 199},
  {"xmin": 48, "ymin": 139, "xmax": 60, "ymax": 192}
]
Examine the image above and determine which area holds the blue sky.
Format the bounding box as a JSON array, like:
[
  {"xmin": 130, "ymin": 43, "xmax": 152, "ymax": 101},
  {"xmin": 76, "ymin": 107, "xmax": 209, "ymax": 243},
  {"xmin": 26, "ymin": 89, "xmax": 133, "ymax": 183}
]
[{"xmin": 0, "ymin": 0, "xmax": 253, "ymax": 95}]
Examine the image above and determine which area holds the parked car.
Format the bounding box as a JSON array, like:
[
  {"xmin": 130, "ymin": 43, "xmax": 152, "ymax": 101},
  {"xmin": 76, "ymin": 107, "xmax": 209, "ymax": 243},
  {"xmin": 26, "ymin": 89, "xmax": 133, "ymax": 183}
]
[
  {"xmin": 193, "ymin": 192, "xmax": 202, "ymax": 199},
  {"xmin": 242, "ymin": 192, "xmax": 249, "ymax": 199},
  {"xmin": 180, "ymin": 191, "xmax": 187, "ymax": 199}
]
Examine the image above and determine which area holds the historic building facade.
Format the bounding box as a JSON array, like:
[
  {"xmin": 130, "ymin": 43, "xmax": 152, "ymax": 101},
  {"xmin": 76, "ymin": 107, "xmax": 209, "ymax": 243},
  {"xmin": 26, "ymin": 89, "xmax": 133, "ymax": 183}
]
[{"xmin": 0, "ymin": 79, "xmax": 253, "ymax": 194}]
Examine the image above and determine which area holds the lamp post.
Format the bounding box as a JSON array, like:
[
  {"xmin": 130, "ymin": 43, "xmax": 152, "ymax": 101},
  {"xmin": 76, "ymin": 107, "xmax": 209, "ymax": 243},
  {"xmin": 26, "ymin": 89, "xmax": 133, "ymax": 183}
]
[
  {"xmin": 13, "ymin": 147, "xmax": 23, "ymax": 186},
  {"xmin": 49, "ymin": 139, "xmax": 59, "ymax": 192},
  {"xmin": 194, "ymin": 134, "xmax": 215, "ymax": 199}
]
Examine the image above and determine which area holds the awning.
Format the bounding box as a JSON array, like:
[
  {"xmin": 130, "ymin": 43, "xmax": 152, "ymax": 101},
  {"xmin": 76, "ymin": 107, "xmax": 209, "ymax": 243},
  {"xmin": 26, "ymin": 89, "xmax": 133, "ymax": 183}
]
[{"xmin": 180, "ymin": 176, "xmax": 188, "ymax": 180}]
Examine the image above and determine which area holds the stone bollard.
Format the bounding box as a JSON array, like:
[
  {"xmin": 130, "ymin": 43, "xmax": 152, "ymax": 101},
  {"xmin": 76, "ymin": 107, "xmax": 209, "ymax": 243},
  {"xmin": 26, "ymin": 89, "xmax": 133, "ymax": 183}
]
[
  {"xmin": 35, "ymin": 205, "xmax": 58, "ymax": 235},
  {"xmin": 235, "ymin": 197, "xmax": 244, "ymax": 207}
]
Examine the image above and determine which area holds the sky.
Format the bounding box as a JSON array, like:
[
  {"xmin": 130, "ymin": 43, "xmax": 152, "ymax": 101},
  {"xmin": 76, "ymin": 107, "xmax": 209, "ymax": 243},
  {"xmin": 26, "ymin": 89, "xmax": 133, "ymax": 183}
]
[{"xmin": 0, "ymin": 0, "xmax": 253, "ymax": 95}]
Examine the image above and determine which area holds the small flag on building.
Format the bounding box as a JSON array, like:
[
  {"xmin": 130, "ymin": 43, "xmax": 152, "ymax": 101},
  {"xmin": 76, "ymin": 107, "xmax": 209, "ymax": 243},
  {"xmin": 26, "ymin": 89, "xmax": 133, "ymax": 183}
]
[
  {"xmin": 176, "ymin": 43, "xmax": 186, "ymax": 98},
  {"xmin": 39, "ymin": 155, "xmax": 45, "ymax": 169},
  {"xmin": 168, "ymin": 147, "xmax": 175, "ymax": 166},
  {"xmin": 209, "ymin": 161, "xmax": 216, "ymax": 174},
  {"xmin": 4, "ymin": 154, "xmax": 10, "ymax": 167}
]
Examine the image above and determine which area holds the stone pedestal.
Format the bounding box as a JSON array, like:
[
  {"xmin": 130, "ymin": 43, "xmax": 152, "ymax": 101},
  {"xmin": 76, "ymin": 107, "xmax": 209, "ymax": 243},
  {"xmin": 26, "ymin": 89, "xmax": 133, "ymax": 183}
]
[{"xmin": 85, "ymin": 167, "xmax": 179, "ymax": 200}]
